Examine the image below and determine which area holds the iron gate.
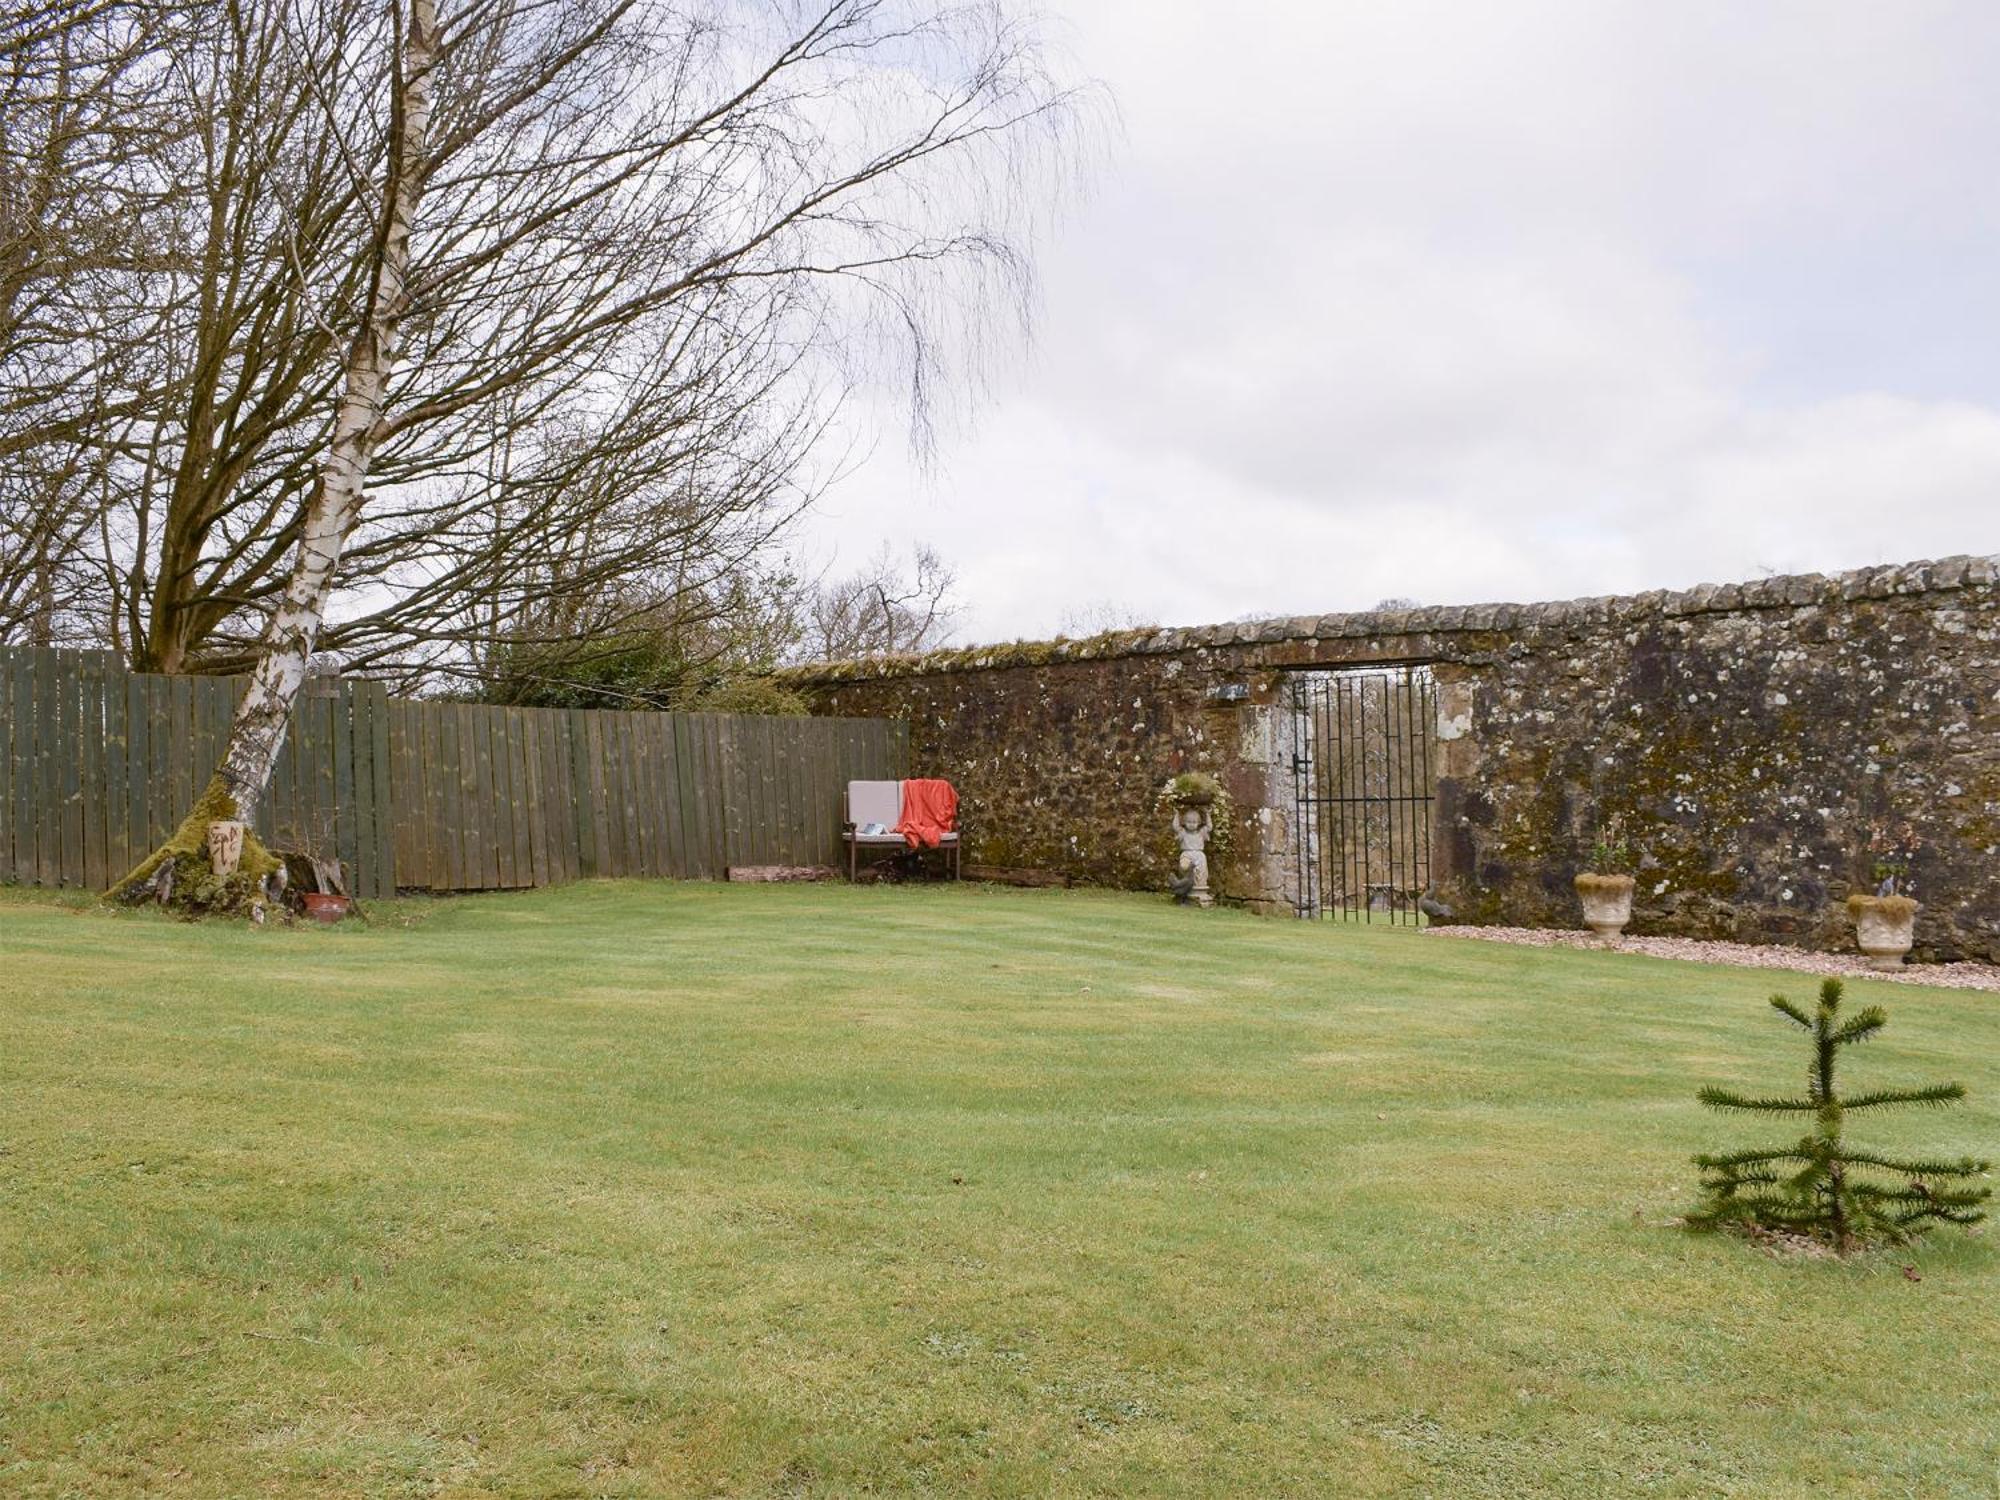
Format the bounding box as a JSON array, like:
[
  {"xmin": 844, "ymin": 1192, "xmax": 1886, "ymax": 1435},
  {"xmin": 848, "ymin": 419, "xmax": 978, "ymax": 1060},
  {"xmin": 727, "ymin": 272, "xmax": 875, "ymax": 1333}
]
[{"xmin": 1289, "ymin": 666, "xmax": 1438, "ymax": 922}]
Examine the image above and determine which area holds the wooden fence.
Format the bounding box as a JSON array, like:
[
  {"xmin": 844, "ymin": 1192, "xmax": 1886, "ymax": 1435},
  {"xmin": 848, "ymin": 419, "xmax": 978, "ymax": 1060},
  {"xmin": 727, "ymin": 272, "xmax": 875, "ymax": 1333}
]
[{"xmin": 0, "ymin": 645, "xmax": 906, "ymax": 897}]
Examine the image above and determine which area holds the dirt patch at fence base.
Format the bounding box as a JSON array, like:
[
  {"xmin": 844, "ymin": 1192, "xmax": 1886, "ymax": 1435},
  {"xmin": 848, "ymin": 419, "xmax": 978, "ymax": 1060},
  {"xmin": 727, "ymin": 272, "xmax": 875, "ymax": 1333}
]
[{"xmin": 1423, "ymin": 926, "xmax": 2000, "ymax": 993}]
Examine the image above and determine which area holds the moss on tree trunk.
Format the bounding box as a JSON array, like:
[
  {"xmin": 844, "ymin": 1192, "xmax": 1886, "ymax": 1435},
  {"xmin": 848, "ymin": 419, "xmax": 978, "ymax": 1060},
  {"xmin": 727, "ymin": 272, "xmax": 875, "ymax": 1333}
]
[{"xmin": 105, "ymin": 776, "xmax": 283, "ymax": 916}]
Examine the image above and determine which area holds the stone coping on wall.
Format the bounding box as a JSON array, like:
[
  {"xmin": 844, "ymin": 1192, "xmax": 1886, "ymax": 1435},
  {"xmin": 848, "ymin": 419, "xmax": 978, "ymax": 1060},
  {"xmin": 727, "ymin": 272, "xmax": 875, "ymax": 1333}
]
[{"xmin": 782, "ymin": 553, "xmax": 2000, "ymax": 686}]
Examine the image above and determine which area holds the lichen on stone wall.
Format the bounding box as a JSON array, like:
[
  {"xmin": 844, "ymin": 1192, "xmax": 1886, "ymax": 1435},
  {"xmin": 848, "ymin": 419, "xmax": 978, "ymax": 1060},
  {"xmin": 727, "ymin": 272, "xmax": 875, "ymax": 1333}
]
[{"xmin": 795, "ymin": 556, "xmax": 2000, "ymax": 958}]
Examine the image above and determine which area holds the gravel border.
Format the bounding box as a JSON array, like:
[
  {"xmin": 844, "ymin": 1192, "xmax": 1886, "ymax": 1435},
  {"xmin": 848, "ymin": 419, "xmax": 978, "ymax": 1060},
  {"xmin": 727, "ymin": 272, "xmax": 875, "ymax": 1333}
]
[{"xmin": 1422, "ymin": 926, "xmax": 2000, "ymax": 993}]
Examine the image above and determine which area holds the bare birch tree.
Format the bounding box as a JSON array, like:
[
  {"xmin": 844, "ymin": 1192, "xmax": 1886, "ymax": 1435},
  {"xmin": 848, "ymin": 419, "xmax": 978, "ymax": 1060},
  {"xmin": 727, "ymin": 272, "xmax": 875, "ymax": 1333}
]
[
  {"xmin": 210, "ymin": 0, "xmax": 439, "ymax": 830},
  {"xmin": 98, "ymin": 0, "xmax": 1088, "ymax": 904},
  {"xmin": 109, "ymin": 0, "xmax": 438, "ymax": 898}
]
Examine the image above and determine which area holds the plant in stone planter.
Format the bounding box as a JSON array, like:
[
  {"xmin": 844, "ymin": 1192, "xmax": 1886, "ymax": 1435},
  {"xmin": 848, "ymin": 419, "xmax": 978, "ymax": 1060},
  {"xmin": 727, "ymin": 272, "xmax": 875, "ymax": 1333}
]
[
  {"xmin": 1850, "ymin": 818, "xmax": 1923, "ymax": 968},
  {"xmin": 1157, "ymin": 769, "xmax": 1222, "ymax": 808},
  {"xmin": 1862, "ymin": 817, "xmax": 1924, "ymax": 898},
  {"xmin": 1574, "ymin": 814, "xmax": 1637, "ymax": 944},
  {"xmin": 1155, "ymin": 771, "xmax": 1233, "ymax": 849}
]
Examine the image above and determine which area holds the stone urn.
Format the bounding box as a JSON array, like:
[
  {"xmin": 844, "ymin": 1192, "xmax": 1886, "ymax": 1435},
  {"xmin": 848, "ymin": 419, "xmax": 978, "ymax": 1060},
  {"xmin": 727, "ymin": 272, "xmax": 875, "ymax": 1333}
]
[
  {"xmin": 1574, "ymin": 873, "xmax": 1635, "ymax": 945},
  {"xmin": 1847, "ymin": 894, "xmax": 1918, "ymax": 970}
]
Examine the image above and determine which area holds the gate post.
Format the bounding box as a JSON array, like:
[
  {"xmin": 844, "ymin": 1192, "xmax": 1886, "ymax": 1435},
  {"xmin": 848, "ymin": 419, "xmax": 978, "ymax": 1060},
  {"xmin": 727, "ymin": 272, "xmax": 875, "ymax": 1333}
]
[
  {"xmin": 1256, "ymin": 677, "xmax": 1320, "ymax": 917},
  {"xmin": 1428, "ymin": 666, "xmax": 1479, "ymax": 898}
]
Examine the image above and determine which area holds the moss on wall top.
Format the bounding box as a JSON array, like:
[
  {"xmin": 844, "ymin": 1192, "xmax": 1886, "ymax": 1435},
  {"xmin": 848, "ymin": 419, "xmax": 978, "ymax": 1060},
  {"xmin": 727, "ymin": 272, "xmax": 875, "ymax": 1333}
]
[{"xmin": 778, "ymin": 555, "xmax": 1999, "ymax": 686}]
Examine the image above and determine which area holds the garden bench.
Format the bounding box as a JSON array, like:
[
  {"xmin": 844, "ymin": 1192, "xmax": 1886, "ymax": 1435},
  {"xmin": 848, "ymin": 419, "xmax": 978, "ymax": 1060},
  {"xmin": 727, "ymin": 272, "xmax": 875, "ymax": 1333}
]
[{"xmin": 843, "ymin": 779, "xmax": 961, "ymax": 882}]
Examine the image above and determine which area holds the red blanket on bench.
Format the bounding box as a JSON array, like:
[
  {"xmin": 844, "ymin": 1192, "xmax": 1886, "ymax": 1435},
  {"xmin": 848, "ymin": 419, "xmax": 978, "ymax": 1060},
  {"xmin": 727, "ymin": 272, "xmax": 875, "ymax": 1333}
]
[{"xmin": 895, "ymin": 778, "xmax": 958, "ymax": 850}]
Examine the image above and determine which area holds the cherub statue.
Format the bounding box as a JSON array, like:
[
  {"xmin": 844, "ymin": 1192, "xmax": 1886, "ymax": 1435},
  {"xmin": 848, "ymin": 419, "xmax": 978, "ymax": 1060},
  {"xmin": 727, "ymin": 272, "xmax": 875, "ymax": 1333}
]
[{"xmin": 1170, "ymin": 803, "xmax": 1214, "ymax": 908}]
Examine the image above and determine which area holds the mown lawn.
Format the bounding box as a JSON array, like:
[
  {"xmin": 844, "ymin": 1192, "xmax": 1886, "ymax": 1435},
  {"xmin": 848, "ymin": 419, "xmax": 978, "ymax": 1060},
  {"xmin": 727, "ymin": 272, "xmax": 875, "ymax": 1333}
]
[{"xmin": 1, "ymin": 881, "xmax": 1996, "ymax": 1498}]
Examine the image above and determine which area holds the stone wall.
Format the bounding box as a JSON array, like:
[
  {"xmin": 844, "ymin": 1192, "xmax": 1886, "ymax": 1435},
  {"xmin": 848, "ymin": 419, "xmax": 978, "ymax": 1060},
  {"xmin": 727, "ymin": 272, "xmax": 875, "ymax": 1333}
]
[{"xmin": 786, "ymin": 556, "xmax": 2000, "ymax": 962}]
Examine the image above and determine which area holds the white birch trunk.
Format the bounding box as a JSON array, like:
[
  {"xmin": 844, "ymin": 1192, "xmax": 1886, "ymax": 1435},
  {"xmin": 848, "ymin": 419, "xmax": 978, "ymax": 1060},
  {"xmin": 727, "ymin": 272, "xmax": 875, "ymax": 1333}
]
[{"xmin": 212, "ymin": 0, "xmax": 438, "ymax": 829}]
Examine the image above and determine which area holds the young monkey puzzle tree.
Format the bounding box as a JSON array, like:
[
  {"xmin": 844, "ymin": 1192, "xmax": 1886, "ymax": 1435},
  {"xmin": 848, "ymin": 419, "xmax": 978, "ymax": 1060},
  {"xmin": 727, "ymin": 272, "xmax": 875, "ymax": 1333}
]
[{"xmin": 1690, "ymin": 979, "xmax": 1990, "ymax": 1254}]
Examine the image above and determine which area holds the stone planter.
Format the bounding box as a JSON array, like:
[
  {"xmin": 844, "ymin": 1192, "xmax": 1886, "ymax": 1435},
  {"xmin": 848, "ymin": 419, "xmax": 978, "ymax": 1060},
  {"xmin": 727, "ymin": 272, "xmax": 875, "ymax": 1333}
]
[
  {"xmin": 1574, "ymin": 872, "xmax": 1635, "ymax": 944},
  {"xmin": 1847, "ymin": 894, "xmax": 1918, "ymax": 970}
]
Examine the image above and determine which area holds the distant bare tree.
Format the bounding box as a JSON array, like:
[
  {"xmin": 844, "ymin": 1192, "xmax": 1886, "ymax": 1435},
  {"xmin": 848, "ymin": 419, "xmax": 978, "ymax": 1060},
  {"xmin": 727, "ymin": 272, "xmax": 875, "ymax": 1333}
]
[
  {"xmin": 801, "ymin": 542, "xmax": 959, "ymax": 660},
  {"xmin": 472, "ymin": 557, "xmax": 809, "ymax": 710}
]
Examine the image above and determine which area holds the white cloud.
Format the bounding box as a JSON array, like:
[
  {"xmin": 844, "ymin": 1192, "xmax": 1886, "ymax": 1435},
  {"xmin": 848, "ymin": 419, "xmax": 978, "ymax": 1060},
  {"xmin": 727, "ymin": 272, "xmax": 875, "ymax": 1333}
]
[{"xmin": 798, "ymin": 0, "xmax": 2000, "ymax": 641}]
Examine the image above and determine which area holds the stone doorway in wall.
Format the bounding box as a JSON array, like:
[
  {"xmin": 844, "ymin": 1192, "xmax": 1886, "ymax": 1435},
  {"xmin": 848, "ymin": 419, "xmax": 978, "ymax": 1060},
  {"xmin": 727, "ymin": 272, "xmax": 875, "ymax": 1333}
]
[{"xmin": 1287, "ymin": 665, "xmax": 1438, "ymax": 922}]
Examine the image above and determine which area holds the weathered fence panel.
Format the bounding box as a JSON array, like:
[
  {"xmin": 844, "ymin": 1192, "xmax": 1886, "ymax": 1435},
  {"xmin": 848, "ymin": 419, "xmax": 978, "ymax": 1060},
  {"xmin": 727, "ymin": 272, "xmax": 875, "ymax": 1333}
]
[
  {"xmin": 0, "ymin": 651, "xmax": 401, "ymax": 898},
  {"xmin": 0, "ymin": 645, "xmax": 906, "ymax": 895}
]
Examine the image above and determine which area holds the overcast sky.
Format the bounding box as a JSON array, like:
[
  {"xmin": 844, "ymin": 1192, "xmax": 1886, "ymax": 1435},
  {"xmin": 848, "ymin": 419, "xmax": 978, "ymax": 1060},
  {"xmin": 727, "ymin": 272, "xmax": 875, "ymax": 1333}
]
[{"xmin": 796, "ymin": 1, "xmax": 2000, "ymax": 644}]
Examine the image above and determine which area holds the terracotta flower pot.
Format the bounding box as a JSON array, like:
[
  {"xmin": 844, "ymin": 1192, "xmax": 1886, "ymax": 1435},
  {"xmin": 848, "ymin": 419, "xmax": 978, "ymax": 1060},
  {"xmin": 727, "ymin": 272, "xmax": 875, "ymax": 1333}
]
[
  {"xmin": 1847, "ymin": 894, "xmax": 1918, "ymax": 970},
  {"xmin": 301, "ymin": 892, "xmax": 352, "ymax": 924},
  {"xmin": 1574, "ymin": 872, "xmax": 1635, "ymax": 945}
]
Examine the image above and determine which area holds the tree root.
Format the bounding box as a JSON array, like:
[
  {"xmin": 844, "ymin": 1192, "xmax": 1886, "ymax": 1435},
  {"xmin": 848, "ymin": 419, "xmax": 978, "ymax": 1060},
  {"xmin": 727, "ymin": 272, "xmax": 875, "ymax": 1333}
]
[{"xmin": 105, "ymin": 776, "xmax": 284, "ymax": 918}]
